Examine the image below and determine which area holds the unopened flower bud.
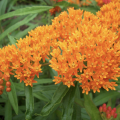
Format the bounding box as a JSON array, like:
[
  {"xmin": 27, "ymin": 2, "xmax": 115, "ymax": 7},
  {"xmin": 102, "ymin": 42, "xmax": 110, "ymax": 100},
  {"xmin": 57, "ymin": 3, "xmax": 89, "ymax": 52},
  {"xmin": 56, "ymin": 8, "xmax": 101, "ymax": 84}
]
[
  {"xmin": 113, "ymin": 113, "xmax": 117, "ymax": 118},
  {"xmin": 99, "ymin": 106, "xmax": 103, "ymax": 112},
  {"xmin": 107, "ymin": 106, "xmax": 112, "ymax": 111},
  {"xmin": 6, "ymin": 87, "xmax": 11, "ymax": 92},
  {"xmin": 106, "ymin": 113, "xmax": 111, "ymax": 119}
]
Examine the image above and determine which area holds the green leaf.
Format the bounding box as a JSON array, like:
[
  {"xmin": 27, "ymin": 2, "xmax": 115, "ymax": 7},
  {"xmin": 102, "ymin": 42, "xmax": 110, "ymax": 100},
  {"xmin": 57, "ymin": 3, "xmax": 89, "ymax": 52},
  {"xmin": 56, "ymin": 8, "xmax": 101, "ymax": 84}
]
[
  {"xmin": 0, "ymin": 98, "xmax": 7, "ymax": 102},
  {"xmin": 73, "ymin": 85, "xmax": 82, "ymax": 120},
  {"xmin": 55, "ymin": 1, "xmax": 79, "ymax": 9},
  {"xmin": 107, "ymin": 99, "xmax": 111, "ymax": 107},
  {"xmin": 115, "ymin": 104, "xmax": 120, "ymax": 120},
  {"xmin": 81, "ymin": 6, "xmax": 99, "ymax": 14},
  {"xmin": 4, "ymin": 16, "xmax": 25, "ymax": 29},
  {"xmin": 49, "ymin": 67, "xmax": 58, "ymax": 79},
  {"xmin": 0, "ymin": 6, "xmax": 53, "ymax": 21},
  {"xmin": 25, "ymin": 85, "xmax": 34, "ymax": 120},
  {"xmin": 75, "ymin": 98, "xmax": 84, "ymax": 108},
  {"xmin": 15, "ymin": 23, "xmax": 38, "ymax": 39},
  {"xmin": 8, "ymin": 35, "xmax": 17, "ymax": 46},
  {"xmin": 7, "ymin": 0, "xmax": 18, "ymax": 12},
  {"xmin": 7, "ymin": 79, "xmax": 18, "ymax": 115},
  {"xmin": 0, "ymin": 105, "xmax": 5, "ymax": 115},
  {"xmin": 111, "ymin": 96, "xmax": 118, "ymax": 108},
  {"xmin": 93, "ymin": 91, "xmax": 120, "ymax": 106},
  {"xmin": 40, "ymin": 83, "xmax": 69, "ymax": 116},
  {"xmin": 14, "ymin": 82, "xmax": 24, "ymax": 91},
  {"xmin": 33, "ymin": 92, "xmax": 50, "ymax": 102},
  {"xmin": 61, "ymin": 82, "xmax": 78, "ymax": 120},
  {"xmin": 0, "ymin": 0, "xmax": 8, "ymax": 15},
  {"xmin": 33, "ymin": 78, "xmax": 53, "ymax": 85},
  {"xmin": 5, "ymin": 100, "xmax": 12, "ymax": 120},
  {"xmin": 84, "ymin": 94, "xmax": 102, "ymax": 120},
  {"xmin": 81, "ymin": 108, "xmax": 90, "ymax": 120},
  {"xmin": 0, "ymin": 14, "xmax": 37, "ymax": 41}
]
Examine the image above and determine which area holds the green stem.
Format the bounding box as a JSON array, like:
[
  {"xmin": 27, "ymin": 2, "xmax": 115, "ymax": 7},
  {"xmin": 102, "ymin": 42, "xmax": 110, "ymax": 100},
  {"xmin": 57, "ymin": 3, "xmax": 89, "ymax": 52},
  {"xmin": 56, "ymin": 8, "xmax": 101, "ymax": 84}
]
[{"xmin": 25, "ymin": 85, "xmax": 34, "ymax": 120}]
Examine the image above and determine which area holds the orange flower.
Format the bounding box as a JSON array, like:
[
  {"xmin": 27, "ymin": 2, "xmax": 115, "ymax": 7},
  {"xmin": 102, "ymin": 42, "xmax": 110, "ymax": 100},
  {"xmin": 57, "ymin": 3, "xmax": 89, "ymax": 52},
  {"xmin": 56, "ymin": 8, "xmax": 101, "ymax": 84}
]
[
  {"xmin": 50, "ymin": 8, "xmax": 120, "ymax": 94},
  {"xmin": 0, "ymin": 2, "xmax": 119, "ymax": 95},
  {"xmin": 96, "ymin": 2, "xmax": 120, "ymax": 41}
]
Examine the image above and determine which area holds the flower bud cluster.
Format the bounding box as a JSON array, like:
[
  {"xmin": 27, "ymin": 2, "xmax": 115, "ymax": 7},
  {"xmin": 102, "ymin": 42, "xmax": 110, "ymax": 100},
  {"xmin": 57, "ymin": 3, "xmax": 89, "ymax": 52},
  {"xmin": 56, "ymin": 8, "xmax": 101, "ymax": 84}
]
[
  {"xmin": 99, "ymin": 103, "xmax": 117, "ymax": 119},
  {"xmin": 0, "ymin": 74, "xmax": 11, "ymax": 95}
]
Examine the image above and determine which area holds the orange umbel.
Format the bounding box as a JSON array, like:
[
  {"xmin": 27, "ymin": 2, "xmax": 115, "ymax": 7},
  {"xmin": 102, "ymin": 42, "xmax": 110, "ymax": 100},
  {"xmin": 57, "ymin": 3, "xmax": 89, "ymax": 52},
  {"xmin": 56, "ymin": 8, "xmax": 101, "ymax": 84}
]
[{"xmin": 50, "ymin": 8, "xmax": 120, "ymax": 94}]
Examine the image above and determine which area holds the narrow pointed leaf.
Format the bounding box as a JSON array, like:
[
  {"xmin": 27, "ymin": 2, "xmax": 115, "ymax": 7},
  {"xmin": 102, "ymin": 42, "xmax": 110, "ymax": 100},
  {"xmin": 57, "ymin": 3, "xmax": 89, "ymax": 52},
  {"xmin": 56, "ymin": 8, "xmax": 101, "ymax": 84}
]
[
  {"xmin": 33, "ymin": 92, "xmax": 50, "ymax": 102},
  {"xmin": 62, "ymin": 82, "xmax": 78, "ymax": 120},
  {"xmin": 0, "ymin": 14, "xmax": 37, "ymax": 40},
  {"xmin": 84, "ymin": 94, "xmax": 102, "ymax": 120},
  {"xmin": 94, "ymin": 91, "xmax": 120, "ymax": 106},
  {"xmin": 0, "ymin": 6, "xmax": 53, "ymax": 20},
  {"xmin": 33, "ymin": 78, "xmax": 53, "ymax": 85},
  {"xmin": 0, "ymin": 0, "xmax": 8, "ymax": 15},
  {"xmin": 75, "ymin": 98, "xmax": 84, "ymax": 108},
  {"xmin": 25, "ymin": 85, "xmax": 34, "ymax": 120},
  {"xmin": 7, "ymin": 79, "xmax": 18, "ymax": 115},
  {"xmin": 5, "ymin": 100, "xmax": 12, "ymax": 120},
  {"xmin": 40, "ymin": 83, "xmax": 69, "ymax": 116},
  {"xmin": 8, "ymin": 35, "xmax": 17, "ymax": 46},
  {"xmin": 73, "ymin": 84, "xmax": 82, "ymax": 120}
]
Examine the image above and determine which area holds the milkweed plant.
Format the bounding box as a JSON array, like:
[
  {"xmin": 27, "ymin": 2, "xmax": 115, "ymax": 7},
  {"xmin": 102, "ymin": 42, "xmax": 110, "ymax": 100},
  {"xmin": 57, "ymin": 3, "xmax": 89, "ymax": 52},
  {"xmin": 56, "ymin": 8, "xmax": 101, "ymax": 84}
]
[{"xmin": 0, "ymin": 0, "xmax": 120, "ymax": 120}]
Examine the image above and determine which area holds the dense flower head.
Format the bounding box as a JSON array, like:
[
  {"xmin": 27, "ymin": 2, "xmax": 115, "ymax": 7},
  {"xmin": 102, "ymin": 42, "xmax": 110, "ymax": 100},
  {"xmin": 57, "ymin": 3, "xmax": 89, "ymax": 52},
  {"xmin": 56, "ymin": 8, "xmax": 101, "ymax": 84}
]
[
  {"xmin": 97, "ymin": 2, "xmax": 120, "ymax": 41},
  {"xmin": 0, "ymin": 1, "xmax": 119, "ymax": 95},
  {"xmin": 50, "ymin": 7, "xmax": 120, "ymax": 94},
  {"xmin": 0, "ymin": 24, "xmax": 58, "ymax": 87}
]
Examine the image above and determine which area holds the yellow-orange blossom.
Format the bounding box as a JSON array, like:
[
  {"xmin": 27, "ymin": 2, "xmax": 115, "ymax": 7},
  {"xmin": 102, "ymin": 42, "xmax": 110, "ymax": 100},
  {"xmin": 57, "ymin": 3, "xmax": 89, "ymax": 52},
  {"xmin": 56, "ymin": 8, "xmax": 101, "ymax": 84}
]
[
  {"xmin": 0, "ymin": 2, "xmax": 119, "ymax": 94},
  {"xmin": 50, "ymin": 4, "xmax": 120, "ymax": 94}
]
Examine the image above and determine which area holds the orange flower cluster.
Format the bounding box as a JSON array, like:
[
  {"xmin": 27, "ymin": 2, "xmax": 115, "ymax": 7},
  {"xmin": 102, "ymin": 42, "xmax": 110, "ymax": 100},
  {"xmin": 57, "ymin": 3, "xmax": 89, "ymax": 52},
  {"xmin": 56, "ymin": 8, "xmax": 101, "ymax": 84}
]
[
  {"xmin": 50, "ymin": 6, "xmax": 120, "ymax": 94},
  {"xmin": 0, "ymin": 1, "xmax": 119, "ymax": 95},
  {"xmin": 0, "ymin": 24, "xmax": 59, "ymax": 87},
  {"xmin": 96, "ymin": 2, "xmax": 120, "ymax": 41}
]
